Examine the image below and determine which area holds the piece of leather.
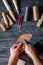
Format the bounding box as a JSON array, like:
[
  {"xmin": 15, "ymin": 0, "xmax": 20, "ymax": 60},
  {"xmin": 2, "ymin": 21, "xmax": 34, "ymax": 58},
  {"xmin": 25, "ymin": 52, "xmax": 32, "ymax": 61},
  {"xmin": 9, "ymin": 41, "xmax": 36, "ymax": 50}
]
[{"xmin": 17, "ymin": 33, "xmax": 32, "ymax": 43}]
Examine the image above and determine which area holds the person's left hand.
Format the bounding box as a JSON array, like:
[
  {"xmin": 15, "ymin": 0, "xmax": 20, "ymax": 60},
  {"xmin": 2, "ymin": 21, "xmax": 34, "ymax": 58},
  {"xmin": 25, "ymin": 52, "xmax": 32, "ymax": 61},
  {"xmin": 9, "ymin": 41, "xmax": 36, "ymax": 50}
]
[{"xmin": 10, "ymin": 43, "xmax": 24, "ymax": 63}]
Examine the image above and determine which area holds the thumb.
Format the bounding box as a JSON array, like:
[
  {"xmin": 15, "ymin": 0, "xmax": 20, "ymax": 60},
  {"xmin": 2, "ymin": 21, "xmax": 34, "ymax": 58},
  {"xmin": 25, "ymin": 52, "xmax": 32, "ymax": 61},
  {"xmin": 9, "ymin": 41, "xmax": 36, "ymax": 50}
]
[
  {"xmin": 25, "ymin": 44, "xmax": 28, "ymax": 47},
  {"xmin": 25, "ymin": 44, "xmax": 29, "ymax": 50}
]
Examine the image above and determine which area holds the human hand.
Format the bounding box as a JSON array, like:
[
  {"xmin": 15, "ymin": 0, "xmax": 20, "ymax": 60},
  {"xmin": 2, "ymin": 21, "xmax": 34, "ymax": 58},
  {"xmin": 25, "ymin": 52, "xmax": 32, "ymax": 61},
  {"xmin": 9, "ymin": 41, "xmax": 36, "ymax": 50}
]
[
  {"xmin": 25, "ymin": 44, "xmax": 38, "ymax": 59},
  {"xmin": 25, "ymin": 44, "xmax": 43, "ymax": 65},
  {"xmin": 10, "ymin": 43, "xmax": 24, "ymax": 61},
  {"xmin": 8, "ymin": 43, "xmax": 24, "ymax": 65}
]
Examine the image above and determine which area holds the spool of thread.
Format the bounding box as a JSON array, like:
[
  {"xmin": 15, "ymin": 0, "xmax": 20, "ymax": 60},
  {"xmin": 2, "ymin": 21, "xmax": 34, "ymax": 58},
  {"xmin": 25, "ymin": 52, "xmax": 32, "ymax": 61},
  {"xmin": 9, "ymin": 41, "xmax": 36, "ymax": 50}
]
[
  {"xmin": 0, "ymin": 19, "xmax": 7, "ymax": 32},
  {"xmin": 2, "ymin": 12, "xmax": 9, "ymax": 28},
  {"xmin": 24, "ymin": 7, "xmax": 30, "ymax": 22},
  {"xmin": 13, "ymin": 0, "xmax": 19, "ymax": 14},
  {"xmin": 2, "ymin": 0, "xmax": 16, "ymax": 21},
  {"xmin": 33, "ymin": 6, "xmax": 39, "ymax": 21}
]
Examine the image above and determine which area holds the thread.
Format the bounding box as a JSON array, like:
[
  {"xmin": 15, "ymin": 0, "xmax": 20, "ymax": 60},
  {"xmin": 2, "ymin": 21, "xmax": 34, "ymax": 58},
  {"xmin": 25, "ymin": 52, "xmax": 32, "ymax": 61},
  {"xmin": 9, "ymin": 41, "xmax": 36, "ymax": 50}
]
[
  {"xmin": 24, "ymin": 7, "xmax": 30, "ymax": 22},
  {"xmin": 33, "ymin": 6, "xmax": 39, "ymax": 21}
]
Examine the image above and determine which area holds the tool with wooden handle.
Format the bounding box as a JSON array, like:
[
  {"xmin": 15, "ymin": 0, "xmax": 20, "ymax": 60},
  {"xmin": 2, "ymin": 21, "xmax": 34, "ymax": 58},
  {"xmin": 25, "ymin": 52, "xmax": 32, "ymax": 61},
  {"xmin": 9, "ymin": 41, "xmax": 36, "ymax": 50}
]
[
  {"xmin": 18, "ymin": 16, "xmax": 23, "ymax": 31},
  {"xmin": 37, "ymin": 14, "xmax": 43, "ymax": 27},
  {"xmin": 22, "ymin": 39, "xmax": 37, "ymax": 45},
  {"xmin": 2, "ymin": 12, "xmax": 9, "ymax": 28},
  {"xmin": 33, "ymin": 6, "xmax": 39, "ymax": 21},
  {"xmin": 13, "ymin": 0, "xmax": 19, "ymax": 14},
  {"xmin": 22, "ymin": 39, "xmax": 31, "ymax": 45},
  {"xmin": 0, "ymin": 19, "xmax": 7, "ymax": 32},
  {"xmin": 6, "ymin": 14, "xmax": 14, "ymax": 26},
  {"xmin": 2, "ymin": 0, "xmax": 16, "ymax": 21}
]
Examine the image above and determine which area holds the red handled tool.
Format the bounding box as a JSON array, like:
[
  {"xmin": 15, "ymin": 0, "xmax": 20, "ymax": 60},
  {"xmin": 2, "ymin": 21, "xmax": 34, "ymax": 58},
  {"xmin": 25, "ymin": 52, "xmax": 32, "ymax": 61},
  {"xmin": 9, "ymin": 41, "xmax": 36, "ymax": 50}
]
[{"xmin": 18, "ymin": 16, "xmax": 23, "ymax": 31}]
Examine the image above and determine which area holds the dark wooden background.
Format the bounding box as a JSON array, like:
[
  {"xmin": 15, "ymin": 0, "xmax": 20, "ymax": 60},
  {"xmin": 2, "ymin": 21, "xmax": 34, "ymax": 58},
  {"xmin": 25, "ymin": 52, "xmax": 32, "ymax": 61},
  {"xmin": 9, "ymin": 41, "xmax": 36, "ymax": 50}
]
[{"xmin": 0, "ymin": 0, "xmax": 43, "ymax": 65}]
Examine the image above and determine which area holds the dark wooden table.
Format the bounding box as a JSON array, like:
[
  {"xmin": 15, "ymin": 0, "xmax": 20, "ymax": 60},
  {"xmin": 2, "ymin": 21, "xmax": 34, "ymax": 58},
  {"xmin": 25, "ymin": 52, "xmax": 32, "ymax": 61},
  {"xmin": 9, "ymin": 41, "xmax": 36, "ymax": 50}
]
[{"xmin": 0, "ymin": 0, "xmax": 43, "ymax": 65}]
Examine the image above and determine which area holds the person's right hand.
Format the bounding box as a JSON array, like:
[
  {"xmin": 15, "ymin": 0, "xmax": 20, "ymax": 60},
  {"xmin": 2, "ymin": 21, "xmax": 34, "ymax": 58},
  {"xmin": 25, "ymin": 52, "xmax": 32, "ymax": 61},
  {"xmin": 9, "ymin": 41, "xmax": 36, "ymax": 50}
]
[
  {"xmin": 25, "ymin": 44, "xmax": 43, "ymax": 65},
  {"xmin": 25, "ymin": 44, "xmax": 38, "ymax": 59}
]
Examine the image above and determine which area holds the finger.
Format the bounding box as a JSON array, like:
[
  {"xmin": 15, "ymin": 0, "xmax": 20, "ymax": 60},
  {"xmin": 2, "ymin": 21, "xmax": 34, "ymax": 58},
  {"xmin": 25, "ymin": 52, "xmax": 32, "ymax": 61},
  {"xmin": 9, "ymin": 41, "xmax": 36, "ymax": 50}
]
[
  {"xmin": 25, "ymin": 44, "xmax": 31, "ymax": 47},
  {"xmin": 11, "ymin": 44, "xmax": 18, "ymax": 49},
  {"xmin": 19, "ymin": 46, "xmax": 24, "ymax": 52},
  {"xmin": 17, "ymin": 43, "xmax": 22, "ymax": 50},
  {"xmin": 20, "ymin": 46, "xmax": 25, "ymax": 54},
  {"xmin": 25, "ymin": 44, "xmax": 28, "ymax": 47}
]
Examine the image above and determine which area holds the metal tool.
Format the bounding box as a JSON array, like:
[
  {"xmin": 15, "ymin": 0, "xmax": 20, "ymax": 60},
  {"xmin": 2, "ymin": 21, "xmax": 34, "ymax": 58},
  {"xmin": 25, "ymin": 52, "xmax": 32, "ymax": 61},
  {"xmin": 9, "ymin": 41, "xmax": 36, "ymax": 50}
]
[
  {"xmin": 22, "ymin": 39, "xmax": 31, "ymax": 45},
  {"xmin": 13, "ymin": 0, "xmax": 19, "ymax": 14}
]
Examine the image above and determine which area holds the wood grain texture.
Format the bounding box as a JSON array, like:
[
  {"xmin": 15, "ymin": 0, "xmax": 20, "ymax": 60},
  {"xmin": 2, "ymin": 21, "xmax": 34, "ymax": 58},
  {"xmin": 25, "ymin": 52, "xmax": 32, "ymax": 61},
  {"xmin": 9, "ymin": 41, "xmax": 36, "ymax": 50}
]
[{"xmin": 0, "ymin": 0, "xmax": 43, "ymax": 65}]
